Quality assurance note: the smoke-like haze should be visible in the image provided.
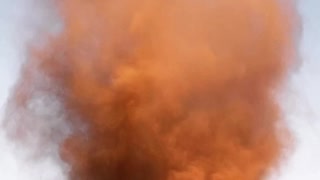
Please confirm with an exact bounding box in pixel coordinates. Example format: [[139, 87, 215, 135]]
[[4, 0, 300, 179]]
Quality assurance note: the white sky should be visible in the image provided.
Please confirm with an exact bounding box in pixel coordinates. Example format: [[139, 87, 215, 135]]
[[0, 0, 319, 179]]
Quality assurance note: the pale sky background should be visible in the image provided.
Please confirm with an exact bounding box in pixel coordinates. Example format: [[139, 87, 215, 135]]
[[0, 0, 319, 179]]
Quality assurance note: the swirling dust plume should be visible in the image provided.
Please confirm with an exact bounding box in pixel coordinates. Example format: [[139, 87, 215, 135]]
[[3, 0, 300, 179]]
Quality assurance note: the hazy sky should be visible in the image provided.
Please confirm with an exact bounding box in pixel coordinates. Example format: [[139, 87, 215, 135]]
[[0, 0, 319, 179]]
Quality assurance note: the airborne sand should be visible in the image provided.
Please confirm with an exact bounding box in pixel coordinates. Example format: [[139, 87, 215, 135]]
[[4, 0, 300, 180]]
